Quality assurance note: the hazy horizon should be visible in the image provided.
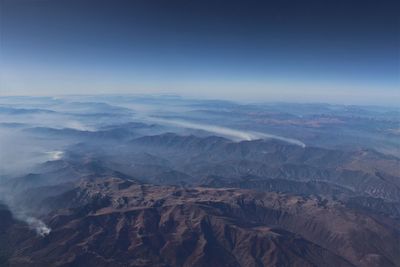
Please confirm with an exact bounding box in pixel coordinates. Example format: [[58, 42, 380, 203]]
[[1, 0, 399, 105], [1, 92, 400, 108], [1, 1, 400, 266]]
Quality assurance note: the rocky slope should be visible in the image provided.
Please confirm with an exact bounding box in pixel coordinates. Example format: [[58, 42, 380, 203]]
[[9, 178, 400, 267]]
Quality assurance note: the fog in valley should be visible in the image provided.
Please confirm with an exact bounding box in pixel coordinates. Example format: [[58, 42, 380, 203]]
[[0, 95, 399, 267]]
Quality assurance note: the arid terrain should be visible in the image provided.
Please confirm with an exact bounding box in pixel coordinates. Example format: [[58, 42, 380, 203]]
[[0, 96, 399, 267]]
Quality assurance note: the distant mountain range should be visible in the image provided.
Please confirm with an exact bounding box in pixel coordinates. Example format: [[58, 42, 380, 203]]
[[1, 97, 399, 267]]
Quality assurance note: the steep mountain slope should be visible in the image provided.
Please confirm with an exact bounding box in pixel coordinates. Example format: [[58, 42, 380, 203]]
[[122, 134, 400, 200], [9, 178, 400, 267]]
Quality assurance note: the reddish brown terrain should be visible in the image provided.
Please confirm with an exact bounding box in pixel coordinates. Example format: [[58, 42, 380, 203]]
[[6, 177, 400, 267], [1, 98, 399, 267]]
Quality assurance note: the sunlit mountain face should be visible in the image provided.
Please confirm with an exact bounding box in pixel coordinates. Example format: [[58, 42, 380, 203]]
[[1, 0, 399, 266], [0, 95, 399, 267]]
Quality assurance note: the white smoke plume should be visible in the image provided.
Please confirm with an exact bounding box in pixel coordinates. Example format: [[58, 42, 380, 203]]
[[1, 202, 52, 237], [45, 150, 64, 160], [0, 187, 51, 237], [64, 120, 95, 131], [25, 217, 51, 237], [150, 118, 306, 147]]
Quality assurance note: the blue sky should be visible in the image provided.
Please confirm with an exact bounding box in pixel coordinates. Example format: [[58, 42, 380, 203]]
[[0, 0, 399, 104]]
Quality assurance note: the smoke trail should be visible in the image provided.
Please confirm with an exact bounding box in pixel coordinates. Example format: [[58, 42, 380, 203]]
[[251, 131, 306, 148], [0, 188, 51, 237], [10, 207, 52, 237], [150, 118, 306, 147], [25, 217, 51, 237], [45, 150, 64, 160], [0, 203, 52, 237]]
